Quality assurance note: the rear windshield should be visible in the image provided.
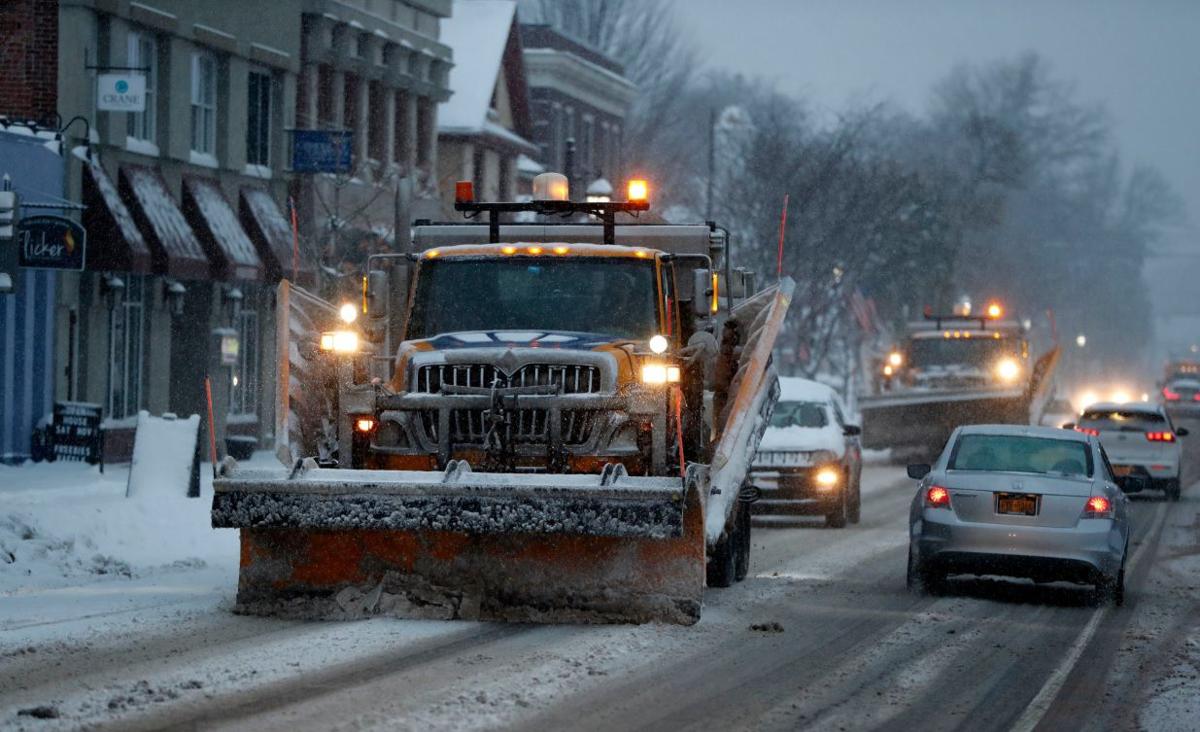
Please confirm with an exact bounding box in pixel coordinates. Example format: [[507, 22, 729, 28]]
[[949, 434, 1092, 478], [1167, 380, 1200, 391], [770, 401, 828, 428], [1079, 410, 1165, 432]]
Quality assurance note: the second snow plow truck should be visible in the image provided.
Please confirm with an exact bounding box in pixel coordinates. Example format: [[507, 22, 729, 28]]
[[212, 174, 792, 625], [859, 301, 1059, 459]]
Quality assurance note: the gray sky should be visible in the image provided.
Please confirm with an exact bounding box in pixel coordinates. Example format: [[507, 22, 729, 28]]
[[680, 0, 1200, 243]]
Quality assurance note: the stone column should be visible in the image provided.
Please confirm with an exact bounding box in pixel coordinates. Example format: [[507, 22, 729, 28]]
[[301, 64, 319, 128], [331, 69, 345, 128], [355, 75, 370, 164], [400, 90, 418, 172], [383, 86, 397, 168]]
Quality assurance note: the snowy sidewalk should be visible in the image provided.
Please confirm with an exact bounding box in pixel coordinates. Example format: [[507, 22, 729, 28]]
[[0, 454, 269, 601]]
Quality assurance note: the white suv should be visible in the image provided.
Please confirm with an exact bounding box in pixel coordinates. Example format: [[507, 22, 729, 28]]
[[1070, 402, 1186, 501]]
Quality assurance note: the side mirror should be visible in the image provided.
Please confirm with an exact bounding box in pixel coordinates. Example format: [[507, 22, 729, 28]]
[[907, 463, 931, 480], [843, 424, 862, 437], [1117, 474, 1148, 493], [1176, 427, 1189, 437], [692, 268, 715, 316], [1061, 423, 1075, 430], [367, 269, 390, 317]]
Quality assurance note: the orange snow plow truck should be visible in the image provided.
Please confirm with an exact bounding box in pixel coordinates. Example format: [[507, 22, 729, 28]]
[[212, 175, 792, 624]]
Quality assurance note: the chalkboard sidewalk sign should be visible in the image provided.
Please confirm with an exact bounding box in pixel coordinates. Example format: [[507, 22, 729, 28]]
[[53, 401, 104, 468]]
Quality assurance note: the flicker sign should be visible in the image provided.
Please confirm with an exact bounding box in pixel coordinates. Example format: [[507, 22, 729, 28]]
[[18, 215, 86, 270], [97, 73, 146, 112]]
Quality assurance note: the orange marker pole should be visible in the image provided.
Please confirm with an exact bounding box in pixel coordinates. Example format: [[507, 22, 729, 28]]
[[289, 196, 300, 283], [204, 375, 218, 479], [776, 193, 789, 280]]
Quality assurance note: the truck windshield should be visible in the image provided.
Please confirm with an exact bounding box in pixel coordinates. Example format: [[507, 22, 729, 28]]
[[407, 257, 659, 340], [908, 337, 1016, 368]]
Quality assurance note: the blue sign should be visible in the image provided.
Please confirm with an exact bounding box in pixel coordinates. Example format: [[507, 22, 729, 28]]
[[18, 215, 86, 271], [290, 129, 353, 173]]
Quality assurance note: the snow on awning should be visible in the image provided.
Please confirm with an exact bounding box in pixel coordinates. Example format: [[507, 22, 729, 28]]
[[238, 186, 316, 286], [181, 177, 263, 281], [119, 165, 211, 280], [81, 160, 153, 274]]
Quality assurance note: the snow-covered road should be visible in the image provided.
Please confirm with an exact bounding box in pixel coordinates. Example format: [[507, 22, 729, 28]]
[[2, 450, 1199, 730]]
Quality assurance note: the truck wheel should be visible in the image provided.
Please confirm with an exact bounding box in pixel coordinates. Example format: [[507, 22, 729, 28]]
[[826, 487, 848, 529], [735, 503, 751, 582], [848, 473, 861, 525], [707, 530, 737, 588]]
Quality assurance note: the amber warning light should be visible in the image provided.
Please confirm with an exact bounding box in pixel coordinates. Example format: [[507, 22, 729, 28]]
[[455, 180, 474, 204], [627, 179, 648, 202]]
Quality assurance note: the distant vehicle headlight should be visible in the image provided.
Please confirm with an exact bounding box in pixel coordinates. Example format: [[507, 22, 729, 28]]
[[995, 357, 1021, 382]]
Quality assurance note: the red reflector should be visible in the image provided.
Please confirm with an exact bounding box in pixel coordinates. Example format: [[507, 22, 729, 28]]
[[1074, 426, 1099, 437], [1146, 431, 1176, 442], [454, 180, 474, 203], [926, 485, 950, 507], [1085, 495, 1112, 516]]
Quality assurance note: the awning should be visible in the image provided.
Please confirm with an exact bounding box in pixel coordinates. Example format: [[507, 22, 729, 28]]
[[238, 187, 317, 285], [119, 165, 210, 280], [81, 160, 154, 274], [182, 177, 263, 281]]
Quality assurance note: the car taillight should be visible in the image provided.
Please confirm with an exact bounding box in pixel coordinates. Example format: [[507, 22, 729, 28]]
[[1074, 426, 1100, 437], [1163, 387, 1181, 401], [1083, 495, 1113, 519], [926, 485, 951, 508], [1146, 431, 1176, 442], [1193, 393, 1200, 402]]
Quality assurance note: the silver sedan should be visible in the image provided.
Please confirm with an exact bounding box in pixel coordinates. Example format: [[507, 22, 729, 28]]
[[906, 424, 1144, 604]]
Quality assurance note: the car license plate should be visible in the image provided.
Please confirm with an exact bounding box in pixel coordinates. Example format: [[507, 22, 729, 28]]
[[1112, 465, 1133, 476], [995, 492, 1039, 516]]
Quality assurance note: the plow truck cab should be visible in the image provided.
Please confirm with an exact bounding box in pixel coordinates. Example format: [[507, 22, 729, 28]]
[[212, 175, 793, 624], [859, 300, 1059, 460]]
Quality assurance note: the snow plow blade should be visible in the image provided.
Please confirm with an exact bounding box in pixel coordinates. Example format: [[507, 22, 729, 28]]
[[212, 461, 705, 624]]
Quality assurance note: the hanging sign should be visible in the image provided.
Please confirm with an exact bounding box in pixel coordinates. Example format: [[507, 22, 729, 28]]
[[97, 73, 147, 112], [18, 215, 86, 271]]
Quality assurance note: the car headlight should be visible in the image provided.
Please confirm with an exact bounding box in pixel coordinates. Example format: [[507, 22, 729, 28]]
[[320, 330, 359, 354], [815, 466, 840, 489], [641, 363, 681, 385], [995, 357, 1020, 382]]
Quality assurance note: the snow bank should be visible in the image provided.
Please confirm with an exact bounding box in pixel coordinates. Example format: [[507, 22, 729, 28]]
[[0, 455, 247, 596]]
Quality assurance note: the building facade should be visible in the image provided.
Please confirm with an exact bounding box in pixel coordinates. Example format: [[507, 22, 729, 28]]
[[519, 24, 635, 197], [294, 0, 452, 269]]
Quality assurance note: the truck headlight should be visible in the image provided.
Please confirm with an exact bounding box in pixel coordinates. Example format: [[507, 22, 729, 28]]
[[995, 357, 1020, 382], [641, 363, 681, 384], [320, 330, 359, 354]]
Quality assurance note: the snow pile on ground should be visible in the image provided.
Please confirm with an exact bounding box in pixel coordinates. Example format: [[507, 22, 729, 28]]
[[0, 455, 243, 596]]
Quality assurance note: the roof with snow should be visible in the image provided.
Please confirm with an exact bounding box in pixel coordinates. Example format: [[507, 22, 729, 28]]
[[439, 0, 535, 148]]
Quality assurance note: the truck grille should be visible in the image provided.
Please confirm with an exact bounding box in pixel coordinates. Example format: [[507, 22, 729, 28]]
[[414, 363, 602, 394], [421, 409, 597, 447]]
